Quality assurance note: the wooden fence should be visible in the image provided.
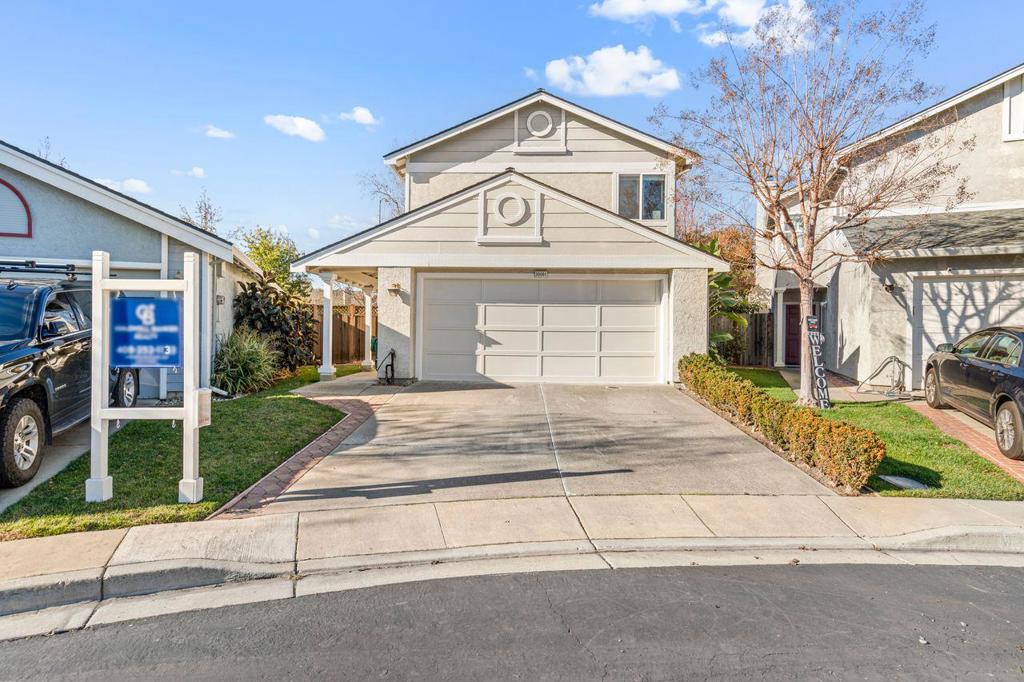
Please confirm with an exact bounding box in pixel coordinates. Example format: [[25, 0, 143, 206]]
[[711, 312, 773, 366], [310, 303, 376, 365]]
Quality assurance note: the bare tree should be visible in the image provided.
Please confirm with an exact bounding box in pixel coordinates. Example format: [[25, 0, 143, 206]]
[[180, 188, 222, 233], [656, 0, 973, 405], [360, 171, 403, 222], [37, 137, 69, 168]]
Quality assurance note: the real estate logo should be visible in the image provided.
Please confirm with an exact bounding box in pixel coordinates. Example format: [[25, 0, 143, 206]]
[[806, 315, 832, 409]]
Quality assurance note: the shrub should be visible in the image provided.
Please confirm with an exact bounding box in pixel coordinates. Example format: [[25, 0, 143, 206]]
[[679, 354, 885, 491], [234, 276, 316, 371], [213, 329, 278, 394]]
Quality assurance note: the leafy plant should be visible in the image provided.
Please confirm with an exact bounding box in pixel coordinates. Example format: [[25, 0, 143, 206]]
[[234, 276, 316, 371], [213, 329, 278, 394], [692, 238, 756, 363]]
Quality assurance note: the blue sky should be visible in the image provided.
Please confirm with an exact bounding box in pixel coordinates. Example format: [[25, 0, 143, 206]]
[[2, 1, 1022, 253]]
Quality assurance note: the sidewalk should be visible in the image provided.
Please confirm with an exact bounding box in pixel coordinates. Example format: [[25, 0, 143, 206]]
[[2, 493, 1023, 639]]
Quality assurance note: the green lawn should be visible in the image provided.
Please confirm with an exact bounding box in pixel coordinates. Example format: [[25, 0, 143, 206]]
[[728, 367, 1024, 500], [0, 363, 367, 542]]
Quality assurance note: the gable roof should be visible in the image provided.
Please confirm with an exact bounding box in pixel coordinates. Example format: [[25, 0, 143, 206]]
[[846, 207, 1024, 256], [0, 139, 236, 261], [840, 60, 1024, 156], [294, 169, 727, 271], [382, 90, 692, 166]]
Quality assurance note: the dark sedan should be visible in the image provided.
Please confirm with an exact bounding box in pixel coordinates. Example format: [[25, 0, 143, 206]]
[[924, 326, 1024, 459]]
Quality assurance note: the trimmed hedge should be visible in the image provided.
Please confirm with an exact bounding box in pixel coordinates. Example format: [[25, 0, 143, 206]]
[[679, 354, 885, 492]]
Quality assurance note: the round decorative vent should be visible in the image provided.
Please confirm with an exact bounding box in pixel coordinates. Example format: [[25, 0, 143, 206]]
[[494, 192, 527, 225], [0, 179, 31, 238], [526, 110, 554, 138]]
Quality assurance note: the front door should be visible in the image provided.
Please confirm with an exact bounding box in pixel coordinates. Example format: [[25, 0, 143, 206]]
[[784, 304, 801, 366]]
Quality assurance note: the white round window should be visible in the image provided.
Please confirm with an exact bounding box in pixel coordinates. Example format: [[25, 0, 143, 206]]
[[494, 192, 527, 225], [525, 110, 554, 138]]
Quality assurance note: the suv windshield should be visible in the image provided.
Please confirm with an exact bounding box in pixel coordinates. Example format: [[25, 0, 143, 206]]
[[0, 287, 37, 342]]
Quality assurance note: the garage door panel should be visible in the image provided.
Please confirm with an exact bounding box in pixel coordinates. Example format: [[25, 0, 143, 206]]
[[600, 356, 657, 378], [423, 353, 478, 378], [542, 356, 597, 378], [912, 276, 1024, 388], [482, 279, 539, 302], [540, 280, 599, 303], [600, 280, 658, 303], [485, 330, 539, 352], [602, 330, 657, 352], [542, 306, 597, 327], [422, 276, 663, 383], [484, 304, 539, 326], [483, 354, 538, 377], [601, 305, 657, 327], [543, 330, 597, 352], [427, 303, 478, 328], [425, 329, 481, 353]]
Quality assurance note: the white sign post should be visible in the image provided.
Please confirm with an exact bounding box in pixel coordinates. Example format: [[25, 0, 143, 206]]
[[85, 250, 210, 504]]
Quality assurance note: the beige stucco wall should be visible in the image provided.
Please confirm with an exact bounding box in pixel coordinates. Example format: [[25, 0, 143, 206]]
[[376, 266, 415, 379], [671, 268, 709, 377]]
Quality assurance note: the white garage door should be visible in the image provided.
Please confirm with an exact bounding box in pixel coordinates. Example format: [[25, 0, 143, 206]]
[[419, 275, 664, 383], [912, 275, 1024, 386]]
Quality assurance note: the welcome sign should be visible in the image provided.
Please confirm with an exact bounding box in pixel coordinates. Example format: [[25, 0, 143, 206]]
[[806, 315, 832, 409]]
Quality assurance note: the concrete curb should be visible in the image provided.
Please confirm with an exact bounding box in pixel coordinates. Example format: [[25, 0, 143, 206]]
[[3, 526, 1023, 621]]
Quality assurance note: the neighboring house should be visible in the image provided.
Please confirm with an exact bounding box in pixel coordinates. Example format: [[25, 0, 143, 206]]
[[755, 63, 1024, 389], [295, 90, 727, 384], [0, 140, 261, 398]]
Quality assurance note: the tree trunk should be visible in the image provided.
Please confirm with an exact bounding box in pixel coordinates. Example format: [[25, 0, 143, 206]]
[[797, 278, 816, 406]]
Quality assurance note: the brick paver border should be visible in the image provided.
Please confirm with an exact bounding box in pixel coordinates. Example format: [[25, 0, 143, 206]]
[[907, 402, 1024, 485], [209, 390, 399, 518]]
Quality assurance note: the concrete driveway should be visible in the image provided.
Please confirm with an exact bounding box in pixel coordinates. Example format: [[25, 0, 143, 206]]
[[263, 381, 829, 515]]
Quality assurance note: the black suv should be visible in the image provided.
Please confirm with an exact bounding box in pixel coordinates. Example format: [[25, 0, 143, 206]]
[[0, 265, 138, 487]]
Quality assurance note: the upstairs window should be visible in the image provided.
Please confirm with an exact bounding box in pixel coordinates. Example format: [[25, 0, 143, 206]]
[[1004, 75, 1024, 141], [617, 174, 665, 221]]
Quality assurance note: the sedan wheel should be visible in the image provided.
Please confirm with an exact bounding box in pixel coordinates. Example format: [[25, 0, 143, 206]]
[[924, 369, 945, 408], [995, 403, 1024, 460]]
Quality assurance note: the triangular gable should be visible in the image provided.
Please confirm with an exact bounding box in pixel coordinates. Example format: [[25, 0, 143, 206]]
[[383, 91, 692, 166], [295, 171, 727, 271]]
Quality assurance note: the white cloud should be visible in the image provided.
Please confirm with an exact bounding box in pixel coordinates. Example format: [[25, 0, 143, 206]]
[[544, 45, 679, 97], [589, 0, 810, 48], [698, 0, 812, 49], [589, 0, 710, 30], [523, 67, 538, 80], [172, 166, 205, 178], [338, 106, 380, 128], [204, 124, 235, 139], [95, 177, 152, 194], [306, 227, 321, 241], [263, 115, 326, 142]]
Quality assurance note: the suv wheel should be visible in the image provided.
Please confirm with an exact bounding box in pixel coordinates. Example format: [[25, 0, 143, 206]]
[[924, 368, 945, 408], [113, 369, 139, 408], [0, 399, 46, 487], [995, 402, 1024, 460]]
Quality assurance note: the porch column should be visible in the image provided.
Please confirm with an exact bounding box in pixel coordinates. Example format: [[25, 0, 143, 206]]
[[773, 288, 786, 367], [318, 274, 336, 382], [363, 289, 373, 369]]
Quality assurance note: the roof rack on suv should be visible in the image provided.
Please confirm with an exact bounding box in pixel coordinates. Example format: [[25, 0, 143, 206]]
[[0, 260, 79, 281]]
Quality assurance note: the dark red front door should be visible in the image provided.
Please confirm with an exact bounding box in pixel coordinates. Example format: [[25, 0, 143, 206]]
[[784, 305, 801, 366]]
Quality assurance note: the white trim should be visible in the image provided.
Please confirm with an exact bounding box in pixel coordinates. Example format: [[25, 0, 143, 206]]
[[1003, 76, 1024, 142], [526, 110, 553, 137], [405, 161, 671, 174], [414, 271, 670, 384], [295, 171, 725, 271], [200, 254, 213, 388], [309, 254, 716, 268], [384, 91, 688, 164], [0, 143, 233, 261], [773, 289, 786, 367], [612, 171, 669, 229]]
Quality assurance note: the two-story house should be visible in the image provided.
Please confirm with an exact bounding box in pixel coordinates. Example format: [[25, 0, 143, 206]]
[[294, 90, 727, 384], [755, 62, 1024, 390]]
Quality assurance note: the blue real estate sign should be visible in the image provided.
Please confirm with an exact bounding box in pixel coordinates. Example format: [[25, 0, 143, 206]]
[[110, 297, 183, 368]]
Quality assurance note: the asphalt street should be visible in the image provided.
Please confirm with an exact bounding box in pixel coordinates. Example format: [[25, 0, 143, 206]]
[[1, 564, 1023, 681]]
